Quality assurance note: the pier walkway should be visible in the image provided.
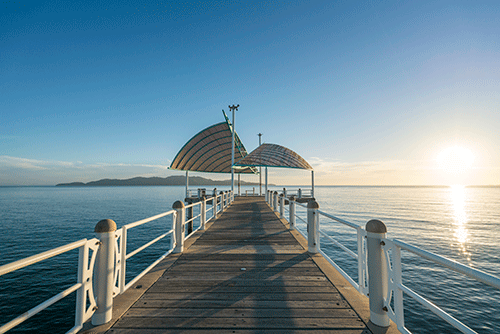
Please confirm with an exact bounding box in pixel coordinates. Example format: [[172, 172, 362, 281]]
[[94, 197, 388, 334]]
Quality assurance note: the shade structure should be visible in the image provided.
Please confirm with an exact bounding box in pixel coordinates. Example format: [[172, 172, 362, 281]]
[[170, 112, 257, 174], [234, 143, 313, 170]]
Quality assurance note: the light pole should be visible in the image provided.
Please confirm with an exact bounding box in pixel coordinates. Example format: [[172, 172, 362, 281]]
[[258, 133, 262, 195], [229, 104, 239, 194]]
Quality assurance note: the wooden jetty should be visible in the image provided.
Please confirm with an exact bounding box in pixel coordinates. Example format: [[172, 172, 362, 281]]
[[84, 196, 398, 334]]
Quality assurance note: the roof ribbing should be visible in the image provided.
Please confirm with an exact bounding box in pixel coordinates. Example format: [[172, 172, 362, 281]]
[[169, 118, 256, 174], [234, 143, 313, 170]]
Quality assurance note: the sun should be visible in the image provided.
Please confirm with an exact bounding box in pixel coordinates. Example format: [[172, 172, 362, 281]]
[[437, 146, 475, 175]]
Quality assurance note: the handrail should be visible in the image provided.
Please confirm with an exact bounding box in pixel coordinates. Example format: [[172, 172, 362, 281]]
[[124, 210, 175, 229], [319, 230, 357, 259], [0, 239, 88, 276], [0, 238, 99, 334], [126, 230, 174, 260], [118, 210, 177, 294], [317, 209, 360, 229], [392, 239, 500, 290]]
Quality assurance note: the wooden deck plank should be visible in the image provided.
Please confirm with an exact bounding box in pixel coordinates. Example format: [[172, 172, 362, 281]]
[[124, 308, 358, 318], [133, 299, 351, 309], [113, 317, 366, 329], [105, 197, 373, 333], [107, 329, 369, 334], [139, 292, 344, 301]]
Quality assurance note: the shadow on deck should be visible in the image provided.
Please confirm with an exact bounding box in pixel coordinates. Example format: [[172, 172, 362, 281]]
[[82, 197, 399, 334]]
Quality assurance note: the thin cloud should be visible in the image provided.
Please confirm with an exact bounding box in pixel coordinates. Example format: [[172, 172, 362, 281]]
[[0, 156, 173, 185], [307, 157, 430, 174]]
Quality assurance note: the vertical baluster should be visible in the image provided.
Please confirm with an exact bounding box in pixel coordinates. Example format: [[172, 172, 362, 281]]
[[393, 245, 405, 330], [357, 227, 367, 295], [119, 227, 127, 293], [75, 242, 88, 328]]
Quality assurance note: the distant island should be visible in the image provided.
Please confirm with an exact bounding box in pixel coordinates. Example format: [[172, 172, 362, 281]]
[[56, 176, 269, 187]]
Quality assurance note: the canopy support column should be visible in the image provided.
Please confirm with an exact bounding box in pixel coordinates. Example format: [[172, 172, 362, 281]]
[[265, 167, 268, 201], [258, 133, 262, 195], [185, 170, 189, 198], [311, 170, 315, 198], [230, 105, 238, 193]]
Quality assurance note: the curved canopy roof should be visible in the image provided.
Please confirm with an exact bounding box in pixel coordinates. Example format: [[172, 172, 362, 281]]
[[235, 143, 313, 170], [169, 112, 256, 174]]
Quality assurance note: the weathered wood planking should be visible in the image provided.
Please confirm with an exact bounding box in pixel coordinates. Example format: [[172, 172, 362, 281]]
[[106, 197, 373, 334]]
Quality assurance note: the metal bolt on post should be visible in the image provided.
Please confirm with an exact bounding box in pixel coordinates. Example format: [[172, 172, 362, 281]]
[[366, 219, 390, 328], [173, 201, 185, 253], [307, 200, 320, 254], [92, 219, 117, 325], [289, 195, 296, 230]]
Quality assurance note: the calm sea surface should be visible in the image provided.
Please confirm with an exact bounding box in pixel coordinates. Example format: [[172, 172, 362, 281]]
[[0, 186, 499, 333]]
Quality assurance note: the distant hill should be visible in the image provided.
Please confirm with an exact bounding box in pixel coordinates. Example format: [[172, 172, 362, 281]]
[[56, 176, 267, 187]]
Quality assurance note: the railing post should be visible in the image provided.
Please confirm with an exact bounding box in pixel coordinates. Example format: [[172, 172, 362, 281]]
[[279, 193, 284, 218], [273, 191, 278, 212], [92, 219, 117, 325], [186, 200, 193, 235], [289, 195, 296, 230], [213, 194, 218, 219], [201, 196, 207, 230], [173, 201, 185, 253], [298, 188, 302, 199], [307, 200, 320, 253], [366, 219, 390, 328], [219, 191, 224, 211]]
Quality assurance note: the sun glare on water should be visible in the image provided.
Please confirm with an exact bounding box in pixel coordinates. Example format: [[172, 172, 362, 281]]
[[437, 146, 475, 175]]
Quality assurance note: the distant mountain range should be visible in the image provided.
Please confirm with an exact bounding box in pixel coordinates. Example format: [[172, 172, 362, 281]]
[[56, 176, 267, 187]]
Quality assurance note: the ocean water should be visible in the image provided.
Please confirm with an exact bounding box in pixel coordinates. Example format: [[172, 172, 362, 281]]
[[1, 185, 499, 333]]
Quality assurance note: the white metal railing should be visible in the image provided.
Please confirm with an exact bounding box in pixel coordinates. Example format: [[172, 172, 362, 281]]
[[0, 239, 100, 334], [282, 188, 313, 198], [115, 210, 177, 294], [0, 191, 234, 333], [381, 238, 500, 334], [273, 188, 500, 334], [242, 188, 259, 196]]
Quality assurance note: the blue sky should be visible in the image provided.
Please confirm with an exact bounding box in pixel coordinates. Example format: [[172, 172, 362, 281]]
[[1, 0, 499, 186]]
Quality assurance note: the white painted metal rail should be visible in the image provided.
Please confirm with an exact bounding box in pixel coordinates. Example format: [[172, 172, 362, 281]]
[[116, 209, 177, 294], [0, 238, 100, 334]]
